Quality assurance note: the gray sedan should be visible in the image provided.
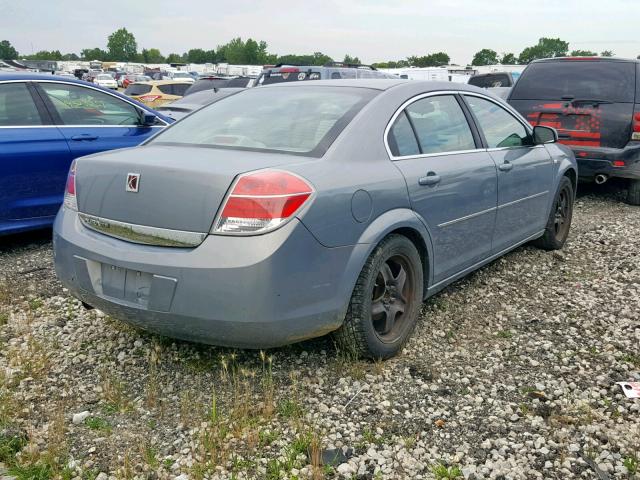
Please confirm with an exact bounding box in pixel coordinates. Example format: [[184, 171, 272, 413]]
[[53, 80, 577, 359]]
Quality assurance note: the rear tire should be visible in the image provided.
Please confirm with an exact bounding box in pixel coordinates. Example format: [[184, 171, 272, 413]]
[[533, 176, 574, 251], [334, 234, 423, 360], [627, 179, 640, 206]]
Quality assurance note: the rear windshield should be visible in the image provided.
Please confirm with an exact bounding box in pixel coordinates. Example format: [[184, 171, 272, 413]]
[[184, 78, 230, 95], [151, 86, 377, 157], [124, 84, 152, 96], [157, 83, 190, 96], [469, 73, 512, 88], [260, 69, 322, 85], [511, 61, 637, 102]]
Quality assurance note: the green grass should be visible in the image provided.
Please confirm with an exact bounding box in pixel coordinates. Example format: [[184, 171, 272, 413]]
[[496, 330, 513, 339], [0, 430, 27, 463], [27, 298, 43, 311], [277, 398, 303, 419], [622, 353, 640, 367], [431, 463, 463, 479], [624, 454, 638, 474], [84, 416, 112, 432], [8, 463, 52, 480], [0, 312, 8, 326], [258, 429, 279, 446]]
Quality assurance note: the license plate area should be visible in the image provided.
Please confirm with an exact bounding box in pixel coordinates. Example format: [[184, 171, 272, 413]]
[[101, 264, 153, 306]]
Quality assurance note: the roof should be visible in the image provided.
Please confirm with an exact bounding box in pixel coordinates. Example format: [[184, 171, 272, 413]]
[[0, 72, 91, 84], [532, 56, 640, 64], [133, 80, 194, 86], [260, 79, 492, 95]]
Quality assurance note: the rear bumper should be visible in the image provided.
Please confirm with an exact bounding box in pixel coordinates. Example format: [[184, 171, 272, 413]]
[[53, 209, 365, 348], [572, 143, 640, 181]]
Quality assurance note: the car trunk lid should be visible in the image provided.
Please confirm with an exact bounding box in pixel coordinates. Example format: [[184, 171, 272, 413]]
[[75, 145, 307, 235]]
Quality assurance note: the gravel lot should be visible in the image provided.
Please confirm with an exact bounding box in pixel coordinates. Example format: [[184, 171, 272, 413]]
[[1, 184, 639, 480]]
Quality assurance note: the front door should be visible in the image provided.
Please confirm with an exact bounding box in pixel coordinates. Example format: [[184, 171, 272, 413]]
[[35, 81, 162, 158], [388, 94, 498, 285], [462, 94, 553, 253]]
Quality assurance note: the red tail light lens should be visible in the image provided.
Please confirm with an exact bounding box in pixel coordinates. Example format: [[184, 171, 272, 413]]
[[279, 67, 300, 73], [214, 170, 314, 234], [633, 111, 640, 140], [63, 160, 77, 210]]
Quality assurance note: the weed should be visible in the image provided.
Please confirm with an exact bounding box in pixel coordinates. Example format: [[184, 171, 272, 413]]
[[141, 443, 160, 469], [258, 429, 279, 446], [431, 462, 463, 479], [0, 429, 27, 463], [278, 398, 303, 419], [623, 454, 638, 474], [27, 298, 43, 311], [496, 330, 513, 339], [622, 353, 640, 367], [84, 416, 112, 432], [8, 463, 52, 480], [0, 312, 8, 326], [100, 370, 132, 413]]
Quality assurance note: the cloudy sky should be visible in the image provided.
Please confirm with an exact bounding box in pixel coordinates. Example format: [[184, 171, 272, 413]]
[[2, 0, 639, 64]]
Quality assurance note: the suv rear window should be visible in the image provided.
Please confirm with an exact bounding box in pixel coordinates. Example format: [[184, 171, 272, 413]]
[[157, 83, 190, 96], [511, 61, 637, 103], [151, 87, 377, 157], [184, 78, 230, 95], [469, 73, 512, 88], [125, 84, 152, 96]]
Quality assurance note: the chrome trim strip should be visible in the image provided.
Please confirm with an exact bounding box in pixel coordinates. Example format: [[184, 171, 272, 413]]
[[0, 125, 164, 129], [437, 206, 497, 228], [498, 191, 549, 210], [79, 213, 206, 247]]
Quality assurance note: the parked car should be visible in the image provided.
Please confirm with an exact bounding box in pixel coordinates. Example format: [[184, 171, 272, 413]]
[[487, 86, 512, 100], [154, 88, 245, 120], [124, 80, 192, 108], [94, 73, 118, 90], [122, 74, 151, 89], [183, 76, 254, 96], [257, 62, 397, 85], [469, 71, 520, 88], [0, 73, 172, 235], [163, 71, 195, 83], [53, 80, 576, 358], [508, 57, 640, 204]]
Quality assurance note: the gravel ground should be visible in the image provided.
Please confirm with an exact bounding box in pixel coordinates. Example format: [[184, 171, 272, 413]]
[[0, 185, 639, 480]]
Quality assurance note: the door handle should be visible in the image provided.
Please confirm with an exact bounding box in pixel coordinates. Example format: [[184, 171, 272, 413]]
[[418, 172, 441, 186], [71, 134, 99, 141], [498, 161, 514, 172]]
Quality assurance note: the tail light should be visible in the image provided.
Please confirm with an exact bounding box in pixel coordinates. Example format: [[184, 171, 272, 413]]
[[139, 95, 162, 102], [213, 170, 314, 235], [63, 160, 77, 211], [279, 67, 300, 73], [632, 111, 640, 140]]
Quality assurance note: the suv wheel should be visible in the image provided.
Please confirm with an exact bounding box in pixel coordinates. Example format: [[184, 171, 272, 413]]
[[627, 179, 640, 206], [533, 176, 574, 250], [334, 234, 423, 359]]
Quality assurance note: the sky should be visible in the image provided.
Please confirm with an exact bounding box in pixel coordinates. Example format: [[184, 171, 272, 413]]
[[1, 0, 639, 64]]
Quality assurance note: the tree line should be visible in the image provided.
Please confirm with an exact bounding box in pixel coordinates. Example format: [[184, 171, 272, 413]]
[[0, 32, 630, 68]]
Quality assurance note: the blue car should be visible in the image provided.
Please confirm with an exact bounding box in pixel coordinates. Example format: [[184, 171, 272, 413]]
[[0, 73, 172, 235]]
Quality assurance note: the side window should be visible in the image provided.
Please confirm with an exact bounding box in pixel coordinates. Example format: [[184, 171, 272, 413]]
[[39, 83, 140, 126], [405, 95, 476, 154], [388, 111, 420, 156], [465, 95, 530, 148], [0, 83, 43, 126]]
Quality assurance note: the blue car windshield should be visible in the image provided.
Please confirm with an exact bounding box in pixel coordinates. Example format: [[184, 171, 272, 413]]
[[150, 86, 377, 157]]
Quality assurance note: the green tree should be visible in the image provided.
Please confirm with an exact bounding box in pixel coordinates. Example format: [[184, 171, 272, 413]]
[[23, 50, 63, 60], [165, 53, 185, 64], [500, 53, 518, 64], [107, 28, 138, 61], [518, 37, 569, 64], [186, 48, 208, 63], [471, 48, 499, 66], [570, 49, 597, 56], [601, 50, 615, 57], [0, 40, 18, 59], [407, 52, 450, 67], [343, 54, 361, 64], [81, 48, 108, 60], [61, 52, 80, 61], [142, 48, 165, 63], [275, 52, 333, 66]]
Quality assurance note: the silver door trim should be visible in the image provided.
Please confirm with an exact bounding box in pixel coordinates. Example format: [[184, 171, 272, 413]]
[[497, 190, 549, 210], [437, 206, 497, 228], [78, 213, 206, 247]]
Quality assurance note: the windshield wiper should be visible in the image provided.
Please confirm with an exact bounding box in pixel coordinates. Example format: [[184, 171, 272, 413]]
[[562, 97, 613, 106]]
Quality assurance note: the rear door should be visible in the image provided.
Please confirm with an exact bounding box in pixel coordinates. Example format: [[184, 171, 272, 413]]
[[509, 60, 636, 149], [389, 93, 498, 284], [35, 81, 164, 158], [463, 94, 552, 253], [0, 81, 72, 225]]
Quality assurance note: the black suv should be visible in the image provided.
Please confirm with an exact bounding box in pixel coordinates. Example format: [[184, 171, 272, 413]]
[[508, 57, 640, 204]]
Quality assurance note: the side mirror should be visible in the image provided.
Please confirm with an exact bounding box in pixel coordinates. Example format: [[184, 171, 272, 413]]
[[140, 111, 157, 127], [533, 125, 558, 144]]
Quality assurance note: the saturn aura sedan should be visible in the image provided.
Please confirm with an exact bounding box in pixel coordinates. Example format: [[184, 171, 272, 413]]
[[53, 80, 577, 359]]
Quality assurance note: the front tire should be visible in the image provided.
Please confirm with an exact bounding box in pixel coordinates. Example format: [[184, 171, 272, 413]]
[[334, 234, 423, 359], [533, 176, 574, 250], [627, 179, 640, 206]]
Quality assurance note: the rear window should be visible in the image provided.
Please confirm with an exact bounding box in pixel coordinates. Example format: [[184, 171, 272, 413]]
[[469, 73, 512, 88], [125, 84, 152, 96], [157, 83, 190, 96], [184, 78, 230, 95], [260, 69, 321, 85], [151, 87, 377, 157], [511, 61, 636, 102]]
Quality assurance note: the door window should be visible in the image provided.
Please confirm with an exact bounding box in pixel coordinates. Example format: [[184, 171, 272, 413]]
[[39, 83, 141, 126], [388, 111, 420, 156], [405, 95, 476, 154], [465, 96, 530, 148], [0, 83, 43, 126]]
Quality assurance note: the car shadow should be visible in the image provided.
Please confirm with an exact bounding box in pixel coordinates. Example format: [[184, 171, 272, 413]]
[[0, 227, 53, 252]]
